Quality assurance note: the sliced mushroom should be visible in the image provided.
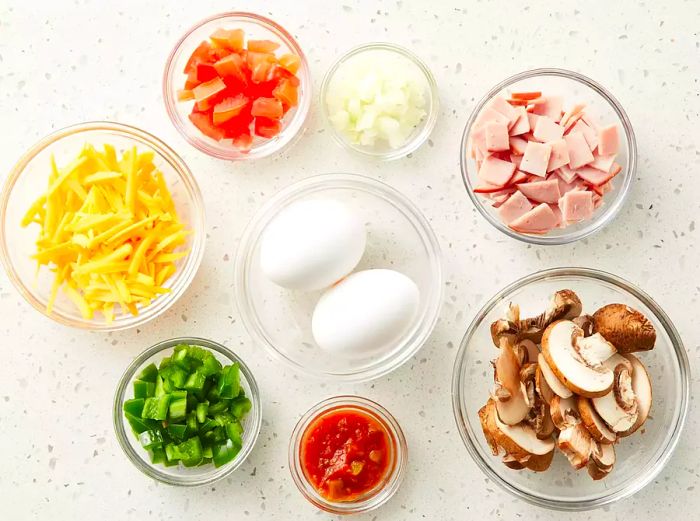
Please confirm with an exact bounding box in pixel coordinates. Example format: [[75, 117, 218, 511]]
[[557, 420, 594, 470], [524, 450, 554, 472], [587, 442, 615, 480], [537, 353, 573, 399], [550, 395, 579, 430], [502, 454, 526, 470], [526, 398, 556, 440], [478, 402, 501, 456], [618, 354, 653, 437], [535, 364, 555, 404], [593, 303, 656, 353], [572, 314, 595, 336], [517, 339, 540, 365], [519, 289, 583, 343], [494, 338, 531, 425], [490, 318, 519, 348], [541, 320, 614, 398], [602, 352, 633, 373], [592, 364, 639, 432], [577, 396, 617, 443], [573, 333, 617, 369]]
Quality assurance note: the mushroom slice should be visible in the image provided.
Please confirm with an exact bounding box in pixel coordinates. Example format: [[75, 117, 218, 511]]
[[537, 353, 573, 399], [592, 364, 639, 432], [603, 353, 633, 373], [557, 420, 594, 470], [593, 303, 656, 353], [478, 401, 501, 456], [619, 354, 653, 437], [572, 314, 595, 337], [574, 333, 617, 368], [550, 395, 579, 430], [494, 339, 531, 425], [577, 396, 617, 443], [517, 339, 540, 365], [495, 382, 530, 426], [518, 289, 583, 342], [528, 398, 556, 440], [535, 364, 555, 404], [490, 318, 519, 347], [524, 450, 554, 472], [502, 455, 526, 470], [587, 442, 615, 480], [542, 320, 614, 398]]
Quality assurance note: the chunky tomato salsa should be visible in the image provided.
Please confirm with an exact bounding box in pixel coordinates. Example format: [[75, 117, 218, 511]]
[[300, 408, 391, 501]]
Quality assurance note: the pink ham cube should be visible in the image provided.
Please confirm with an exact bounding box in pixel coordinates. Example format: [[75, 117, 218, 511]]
[[533, 95, 563, 122], [517, 179, 561, 204], [589, 152, 616, 173], [556, 164, 578, 183], [488, 96, 520, 126], [564, 132, 594, 169], [560, 190, 594, 222], [478, 155, 516, 187], [547, 138, 570, 172], [509, 136, 528, 155], [526, 112, 540, 132], [475, 107, 510, 129], [574, 166, 615, 186], [509, 107, 530, 136], [533, 116, 565, 143], [519, 141, 552, 177], [498, 191, 533, 224], [598, 124, 620, 155], [509, 203, 559, 234], [568, 120, 598, 151], [485, 122, 510, 152], [561, 103, 586, 128]]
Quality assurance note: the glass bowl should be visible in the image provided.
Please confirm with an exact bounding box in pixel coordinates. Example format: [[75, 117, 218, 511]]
[[289, 395, 408, 514], [163, 11, 311, 160], [113, 337, 262, 486], [0, 121, 206, 331], [452, 267, 689, 511], [234, 173, 443, 382], [460, 68, 636, 245], [320, 42, 439, 160]]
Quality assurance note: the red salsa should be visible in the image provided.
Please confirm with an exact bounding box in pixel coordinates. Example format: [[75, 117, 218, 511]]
[[300, 408, 392, 502]]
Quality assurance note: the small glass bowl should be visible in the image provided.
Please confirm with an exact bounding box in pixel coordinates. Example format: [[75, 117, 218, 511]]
[[234, 173, 443, 382], [461, 68, 636, 245], [452, 267, 690, 511], [0, 121, 205, 331], [163, 12, 311, 160], [113, 337, 262, 486], [320, 42, 439, 160], [289, 395, 408, 514]]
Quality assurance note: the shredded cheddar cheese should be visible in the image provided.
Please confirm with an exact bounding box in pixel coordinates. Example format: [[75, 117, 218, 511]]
[[22, 143, 190, 323]]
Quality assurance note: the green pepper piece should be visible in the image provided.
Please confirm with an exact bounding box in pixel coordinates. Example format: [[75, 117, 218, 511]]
[[165, 442, 180, 461], [154, 375, 165, 397], [200, 418, 218, 434], [184, 370, 207, 392], [200, 354, 222, 377], [171, 390, 187, 400], [200, 457, 212, 466], [158, 356, 172, 370], [186, 411, 198, 432], [123, 398, 145, 417], [208, 400, 229, 416], [139, 429, 164, 449], [214, 412, 236, 427], [225, 420, 243, 446], [212, 426, 226, 443], [202, 445, 213, 459], [176, 436, 203, 467], [212, 438, 241, 468], [150, 447, 166, 464], [167, 423, 188, 441], [172, 344, 195, 371], [137, 363, 159, 383], [169, 398, 187, 421], [207, 385, 221, 403], [125, 412, 158, 435], [133, 380, 156, 399], [196, 402, 209, 423], [217, 363, 240, 399], [230, 396, 252, 419], [142, 395, 171, 421]]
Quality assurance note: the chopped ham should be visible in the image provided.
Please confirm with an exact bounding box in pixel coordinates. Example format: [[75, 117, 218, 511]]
[[597, 124, 620, 155], [485, 121, 510, 152], [473, 182, 504, 194], [519, 141, 552, 177], [560, 190, 594, 222], [471, 127, 487, 156], [509, 136, 528, 155], [574, 166, 615, 186], [475, 107, 510, 129], [488, 96, 520, 126], [569, 120, 598, 151], [554, 174, 583, 195], [589, 152, 616, 173], [508, 170, 528, 185], [509, 203, 559, 234], [533, 116, 565, 142], [526, 112, 540, 132], [564, 132, 594, 169], [509, 107, 530, 136], [556, 164, 578, 183], [517, 179, 561, 204], [547, 138, 570, 172], [561, 103, 586, 128], [533, 95, 563, 122], [510, 154, 523, 168], [498, 191, 533, 224], [510, 91, 542, 100], [549, 203, 564, 228], [478, 155, 516, 187]]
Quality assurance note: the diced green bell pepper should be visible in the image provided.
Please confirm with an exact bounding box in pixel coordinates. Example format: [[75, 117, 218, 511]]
[[141, 395, 171, 421], [123, 398, 145, 417], [133, 379, 156, 399], [186, 411, 198, 432], [212, 438, 241, 468], [184, 370, 207, 392], [208, 400, 229, 415], [139, 429, 164, 450], [200, 354, 222, 377], [217, 363, 240, 399], [177, 436, 203, 467], [125, 412, 158, 434], [150, 447, 166, 464], [138, 363, 159, 383], [230, 396, 252, 419], [225, 420, 243, 445], [167, 423, 188, 441], [168, 398, 187, 421], [196, 402, 209, 423]]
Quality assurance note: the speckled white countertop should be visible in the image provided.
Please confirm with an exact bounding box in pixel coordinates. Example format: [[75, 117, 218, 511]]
[[1, 0, 698, 519]]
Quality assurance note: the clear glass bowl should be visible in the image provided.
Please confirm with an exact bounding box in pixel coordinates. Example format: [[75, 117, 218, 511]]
[[234, 173, 443, 382], [320, 42, 439, 160], [113, 337, 262, 486], [0, 121, 206, 331], [452, 267, 689, 511], [289, 395, 408, 514], [163, 11, 311, 160], [460, 68, 636, 245]]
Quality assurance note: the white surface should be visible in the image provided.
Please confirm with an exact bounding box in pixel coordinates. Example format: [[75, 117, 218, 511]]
[[0, 0, 698, 519]]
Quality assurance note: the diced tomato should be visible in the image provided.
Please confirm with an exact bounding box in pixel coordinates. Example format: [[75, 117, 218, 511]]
[[184, 41, 212, 74], [232, 132, 253, 152], [207, 46, 232, 63], [188, 112, 224, 141], [194, 62, 218, 83], [251, 97, 283, 119], [246, 51, 276, 83], [177, 89, 194, 101], [247, 39, 280, 53], [213, 94, 249, 125], [213, 53, 248, 86], [210, 28, 245, 51], [192, 77, 227, 111], [278, 53, 301, 75], [272, 79, 298, 108], [254, 117, 282, 138]]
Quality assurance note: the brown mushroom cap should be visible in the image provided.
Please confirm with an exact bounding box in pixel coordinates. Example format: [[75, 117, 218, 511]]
[[592, 304, 656, 354], [577, 396, 617, 443], [518, 289, 583, 343]]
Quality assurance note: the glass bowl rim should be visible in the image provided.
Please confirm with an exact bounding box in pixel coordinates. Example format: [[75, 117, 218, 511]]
[[451, 266, 690, 511], [112, 336, 263, 486], [319, 41, 440, 161], [162, 10, 312, 161], [460, 67, 637, 245], [288, 395, 408, 514], [233, 172, 444, 382], [0, 120, 206, 331]]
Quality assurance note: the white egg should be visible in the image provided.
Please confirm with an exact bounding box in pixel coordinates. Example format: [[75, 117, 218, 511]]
[[312, 269, 420, 355], [259, 198, 366, 291]]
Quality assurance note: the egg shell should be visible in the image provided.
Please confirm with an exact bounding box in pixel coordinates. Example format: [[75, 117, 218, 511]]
[[259, 198, 367, 291], [312, 269, 420, 355]]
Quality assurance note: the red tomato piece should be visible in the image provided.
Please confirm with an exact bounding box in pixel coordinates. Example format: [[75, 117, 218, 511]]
[[251, 97, 283, 119], [278, 53, 301, 75], [247, 52, 276, 84], [272, 78, 298, 108], [177, 89, 194, 101], [194, 62, 218, 83], [183, 40, 212, 74], [188, 112, 224, 141], [213, 53, 248, 85], [213, 94, 250, 125], [210, 28, 245, 51], [192, 77, 227, 111], [247, 39, 280, 53], [232, 132, 253, 152], [254, 117, 281, 138]]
